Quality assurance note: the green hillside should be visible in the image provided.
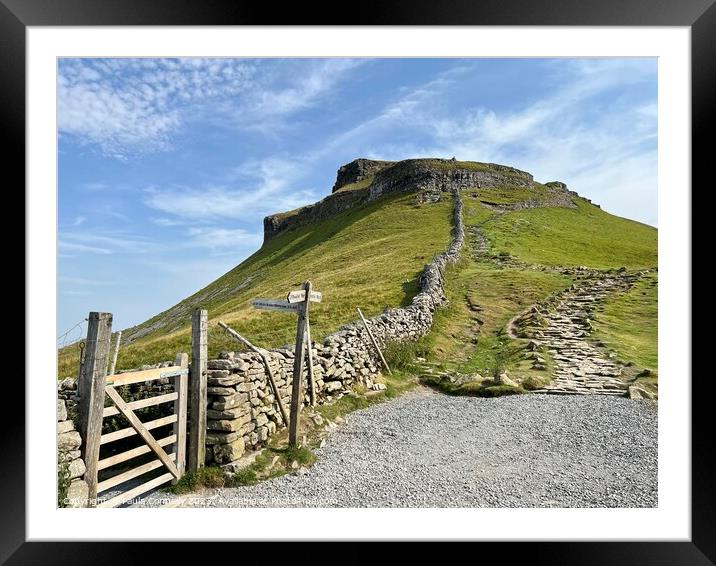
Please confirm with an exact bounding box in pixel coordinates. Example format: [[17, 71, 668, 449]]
[[58, 163, 658, 398], [482, 198, 657, 268], [593, 272, 658, 373], [418, 187, 657, 396], [58, 191, 454, 378]]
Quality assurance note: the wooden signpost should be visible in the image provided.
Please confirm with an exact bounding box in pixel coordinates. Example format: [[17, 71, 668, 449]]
[[251, 299, 301, 313], [287, 289, 322, 304], [252, 280, 322, 447]]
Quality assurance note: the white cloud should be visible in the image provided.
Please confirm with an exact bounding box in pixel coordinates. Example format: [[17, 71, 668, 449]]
[[69, 215, 86, 226], [143, 155, 319, 221], [59, 58, 255, 157], [59, 58, 365, 157], [252, 59, 365, 116], [61, 276, 115, 286], [150, 217, 191, 227], [186, 227, 262, 249], [60, 230, 158, 255], [59, 241, 113, 255]]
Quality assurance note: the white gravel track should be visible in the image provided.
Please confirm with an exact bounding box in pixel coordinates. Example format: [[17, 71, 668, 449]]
[[136, 387, 657, 508]]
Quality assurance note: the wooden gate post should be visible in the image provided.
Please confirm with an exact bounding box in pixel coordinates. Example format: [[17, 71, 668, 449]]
[[188, 309, 207, 473], [173, 352, 189, 481], [289, 281, 312, 447], [108, 330, 122, 376], [78, 312, 113, 507]]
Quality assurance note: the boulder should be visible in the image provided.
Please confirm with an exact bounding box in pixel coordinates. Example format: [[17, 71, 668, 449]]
[[325, 380, 343, 392], [57, 420, 74, 434], [628, 385, 656, 400], [57, 399, 68, 421], [58, 450, 81, 464], [495, 372, 518, 387], [59, 377, 77, 390], [206, 414, 252, 432], [207, 386, 236, 396], [207, 406, 251, 420], [58, 431, 82, 452], [67, 458, 86, 480], [213, 439, 245, 464], [64, 479, 89, 508], [211, 392, 249, 410], [207, 359, 234, 370], [206, 431, 241, 445]]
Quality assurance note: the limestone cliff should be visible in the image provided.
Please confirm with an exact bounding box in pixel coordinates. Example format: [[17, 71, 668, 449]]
[[263, 157, 534, 243]]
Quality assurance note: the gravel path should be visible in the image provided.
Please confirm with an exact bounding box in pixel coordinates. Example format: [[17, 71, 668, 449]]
[[137, 387, 657, 508]]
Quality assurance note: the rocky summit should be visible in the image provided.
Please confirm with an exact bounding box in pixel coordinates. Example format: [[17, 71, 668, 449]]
[[263, 157, 538, 242]]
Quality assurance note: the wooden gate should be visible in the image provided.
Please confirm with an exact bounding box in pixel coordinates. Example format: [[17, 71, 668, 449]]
[[77, 311, 207, 508], [94, 356, 188, 508]]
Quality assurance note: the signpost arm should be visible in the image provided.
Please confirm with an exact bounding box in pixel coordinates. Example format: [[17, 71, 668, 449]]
[[289, 281, 311, 447]]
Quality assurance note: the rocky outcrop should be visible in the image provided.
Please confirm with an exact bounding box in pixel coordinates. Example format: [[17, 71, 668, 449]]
[[367, 159, 533, 201], [263, 158, 532, 242], [263, 187, 371, 243], [332, 158, 393, 192]]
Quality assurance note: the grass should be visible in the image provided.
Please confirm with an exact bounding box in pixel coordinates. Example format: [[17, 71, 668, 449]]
[[421, 374, 525, 397], [417, 192, 657, 396], [417, 260, 569, 395], [169, 466, 226, 494], [58, 192, 453, 378], [592, 271, 658, 378], [333, 176, 375, 193], [59, 174, 657, 403], [461, 264, 570, 374], [57, 461, 71, 508], [481, 198, 657, 269], [467, 183, 553, 206]]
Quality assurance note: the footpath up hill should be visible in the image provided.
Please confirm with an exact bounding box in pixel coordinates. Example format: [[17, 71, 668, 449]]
[[58, 158, 657, 389]]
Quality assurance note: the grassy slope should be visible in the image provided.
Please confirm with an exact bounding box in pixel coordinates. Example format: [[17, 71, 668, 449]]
[[333, 177, 374, 193], [58, 192, 453, 378], [483, 198, 657, 269], [417, 192, 657, 394], [593, 271, 658, 373]]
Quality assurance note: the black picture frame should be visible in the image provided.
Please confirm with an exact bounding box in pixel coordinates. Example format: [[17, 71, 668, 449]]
[[6, 1, 708, 563]]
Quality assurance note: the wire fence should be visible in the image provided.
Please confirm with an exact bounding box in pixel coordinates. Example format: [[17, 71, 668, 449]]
[[57, 318, 88, 349]]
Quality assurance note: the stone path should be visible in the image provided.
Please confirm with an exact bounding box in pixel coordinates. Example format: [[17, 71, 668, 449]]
[[465, 224, 648, 397], [512, 272, 642, 396]]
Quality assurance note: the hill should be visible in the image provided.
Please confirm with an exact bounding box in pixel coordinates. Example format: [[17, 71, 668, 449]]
[[58, 158, 658, 398]]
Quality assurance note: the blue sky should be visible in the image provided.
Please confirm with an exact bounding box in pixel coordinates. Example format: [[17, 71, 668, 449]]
[[58, 57, 657, 341]]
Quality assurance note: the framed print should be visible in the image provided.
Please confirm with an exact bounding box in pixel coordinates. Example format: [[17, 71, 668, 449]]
[[6, 0, 710, 563]]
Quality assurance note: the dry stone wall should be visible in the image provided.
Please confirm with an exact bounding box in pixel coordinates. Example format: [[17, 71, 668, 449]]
[[57, 189, 465, 472], [206, 189, 465, 465], [57, 396, 89, 507]]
